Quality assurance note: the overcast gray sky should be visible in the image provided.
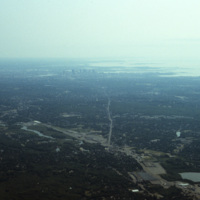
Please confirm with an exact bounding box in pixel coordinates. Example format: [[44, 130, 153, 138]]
[[0, 0, 200, 60]]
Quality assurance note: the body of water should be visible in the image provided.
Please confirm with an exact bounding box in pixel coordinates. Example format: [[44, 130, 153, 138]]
[[22, 126, 54, 139], [180, 172, 200, 182]]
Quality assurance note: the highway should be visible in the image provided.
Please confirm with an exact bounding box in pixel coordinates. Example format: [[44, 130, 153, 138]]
[[107, 98, 113, 147]]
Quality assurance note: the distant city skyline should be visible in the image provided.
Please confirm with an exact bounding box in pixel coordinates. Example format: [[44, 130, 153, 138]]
[[0, 0, 200, 62]]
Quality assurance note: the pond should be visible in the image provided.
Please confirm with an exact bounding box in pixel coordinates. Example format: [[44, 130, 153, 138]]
[[180, 172, 200, 182]]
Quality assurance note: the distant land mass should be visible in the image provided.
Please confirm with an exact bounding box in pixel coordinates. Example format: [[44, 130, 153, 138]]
[[0, 58, 200, 199]]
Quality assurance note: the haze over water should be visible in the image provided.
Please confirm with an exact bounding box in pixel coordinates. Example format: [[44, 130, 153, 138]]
[[88, 59, 200, 77]]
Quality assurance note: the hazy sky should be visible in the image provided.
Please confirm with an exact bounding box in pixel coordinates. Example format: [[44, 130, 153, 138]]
[[0, 0, 200, 60]]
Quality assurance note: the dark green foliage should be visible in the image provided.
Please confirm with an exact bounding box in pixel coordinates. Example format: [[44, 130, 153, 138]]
[[0, 59, 199, 199]]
